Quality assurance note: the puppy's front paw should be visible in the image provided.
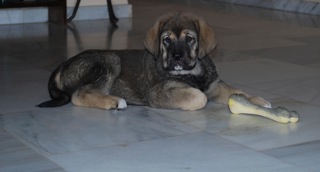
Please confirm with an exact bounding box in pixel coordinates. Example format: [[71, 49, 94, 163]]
[[116, 98, 127, 110], [249, 96, 272, 108], [107, 97, 127, 111]]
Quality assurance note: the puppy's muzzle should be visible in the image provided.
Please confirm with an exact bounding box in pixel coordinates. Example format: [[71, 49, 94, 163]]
[[172, 53, 184, 70]]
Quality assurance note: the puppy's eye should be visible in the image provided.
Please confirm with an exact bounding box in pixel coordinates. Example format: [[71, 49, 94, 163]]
[[185, 35, 194, 43], [163, 36, 171, 45]]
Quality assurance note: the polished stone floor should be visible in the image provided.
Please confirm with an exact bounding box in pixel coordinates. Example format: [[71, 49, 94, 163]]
[[1, 0, 320, 171]]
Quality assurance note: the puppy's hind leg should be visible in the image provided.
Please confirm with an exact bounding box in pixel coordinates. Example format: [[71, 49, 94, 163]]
[[70, 52, 127, 110], [71, 89, 127, 110]]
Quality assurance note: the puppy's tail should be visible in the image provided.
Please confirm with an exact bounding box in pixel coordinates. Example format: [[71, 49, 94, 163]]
[[37, 92, 70, 107], [37, 68, 71, 108]]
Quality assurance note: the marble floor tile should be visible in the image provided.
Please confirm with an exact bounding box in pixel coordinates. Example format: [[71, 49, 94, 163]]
[[306, 62, 320, 70], [263, 140, 320, 172], [213, 48, 263, 63], [0, 37, 66, 55], [0, 130, 65, 172], [158, 101, 277, 136], [148, 103, 229, 123], [216, 58, 320, 85], [48, 132, 306, 172], [284, 35, 320, 44], [0, 81, 49, 113], [0, 55, 38, 71], [192, 99, 320, 151], [0, 23, 49, 39], [218, 34, 306, 51], [241, 45, 320, 65], [0, 68, 50, 83], [1, 106, 199, 155], [154, 98, 320, 151], [242, 23, 320, 39], [249, 76, 320, 106], [222, 82, 283, 101]]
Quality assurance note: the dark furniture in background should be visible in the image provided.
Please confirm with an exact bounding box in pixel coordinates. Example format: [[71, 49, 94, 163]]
[[0, 0, 118, 26], [67, 0, 118, 27], [0, 0, 67, 25]]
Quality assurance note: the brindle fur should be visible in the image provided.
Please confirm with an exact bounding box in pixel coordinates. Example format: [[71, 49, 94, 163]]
[[38, 13, 270, 110]]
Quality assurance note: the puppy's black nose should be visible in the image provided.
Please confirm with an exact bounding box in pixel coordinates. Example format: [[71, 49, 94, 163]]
[[174, 54, 181, 60]]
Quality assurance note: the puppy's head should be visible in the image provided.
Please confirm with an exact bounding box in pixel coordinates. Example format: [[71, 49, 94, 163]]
[[144, 12, 218, 75]]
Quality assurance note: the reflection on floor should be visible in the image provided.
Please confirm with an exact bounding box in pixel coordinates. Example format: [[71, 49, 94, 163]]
[[1, 0, 320, 171]]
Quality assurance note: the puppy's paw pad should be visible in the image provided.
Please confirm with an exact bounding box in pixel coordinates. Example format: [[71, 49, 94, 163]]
[[117, 98, 127, 110]]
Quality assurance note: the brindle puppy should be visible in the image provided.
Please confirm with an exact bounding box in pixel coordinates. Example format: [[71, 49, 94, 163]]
[[38, 13, 271, 110]]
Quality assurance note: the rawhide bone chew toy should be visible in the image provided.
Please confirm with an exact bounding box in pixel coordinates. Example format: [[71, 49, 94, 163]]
[[228, 94, 299, 123]]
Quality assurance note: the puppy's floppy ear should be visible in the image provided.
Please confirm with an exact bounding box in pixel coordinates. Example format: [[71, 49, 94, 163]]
[[144, 20, 162, 56], [194, 17, 218, 58], [144, 14, 173, 56]]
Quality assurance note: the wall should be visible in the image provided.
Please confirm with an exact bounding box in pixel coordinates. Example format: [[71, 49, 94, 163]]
[[0, 0, 132, 25], [211, 0, 320, 15], [67, 0, 128, 7]]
